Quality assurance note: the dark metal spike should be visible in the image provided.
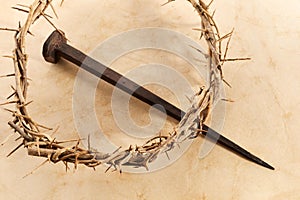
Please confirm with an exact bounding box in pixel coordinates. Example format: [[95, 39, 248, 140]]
[[43, 30, 274, 170]]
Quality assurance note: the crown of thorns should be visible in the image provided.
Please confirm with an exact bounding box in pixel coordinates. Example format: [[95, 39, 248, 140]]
[[1, 0, 247, 176]]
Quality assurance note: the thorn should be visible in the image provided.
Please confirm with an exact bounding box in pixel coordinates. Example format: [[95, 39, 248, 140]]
[[41, 13, 67, 41], [221, 28, 234, 65], [189, 45, 206, 56], [42, 12, 54, 19], [161, 0, 175, 6], [12, 6, 53, 23], [49, 2, 58, 19], [35, 123, 52, 131], [10, 85, 16, 91], [165, 151, 170, 160], [4, 108, 15, 113], [185, 95, 193, 103], [222, 79, 232, 88], [50, 125, 60, 137], [192, 27, 206, 32], [2, 55, 15, 59], [200, 32, 203, 40], [15, 136, 22, 142], [0, 73, 15, 78], [216, 29, 234, 43], [105, 165, 112, 173], [27, 30, 35, 36], [207, 0, 215, 8], [211, 10, 216, 18], [7, 142, 23, 157], [23, 159, 49, 178], [0, 28, 18, 32], [63, 161, 68, 172], [17, 100, 34, 108], [112, 146, 122, 154], [16, 4, 30, 8], [0, 100, 18, 106], [88, 134, 91, 151], [7, 92, 16, 100], [221, 58, 251, 62], [11, 6, 29, 13], [221, 98, 235, 103]]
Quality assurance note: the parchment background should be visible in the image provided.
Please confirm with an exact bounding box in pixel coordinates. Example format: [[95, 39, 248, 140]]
[[0, 0, 299, 199]]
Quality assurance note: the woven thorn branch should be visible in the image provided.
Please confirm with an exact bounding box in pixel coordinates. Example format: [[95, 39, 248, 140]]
[[1, 0, 247, 175]]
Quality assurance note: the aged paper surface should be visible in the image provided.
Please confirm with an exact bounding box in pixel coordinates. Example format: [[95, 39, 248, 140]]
[[0, 0, 299, 199]]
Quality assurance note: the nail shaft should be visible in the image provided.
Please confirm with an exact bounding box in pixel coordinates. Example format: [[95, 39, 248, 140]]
[[43, 30, 274, 170], [58, 42, 184, 121]]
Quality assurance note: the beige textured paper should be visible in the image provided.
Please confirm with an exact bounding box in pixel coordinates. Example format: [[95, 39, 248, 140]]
[[0, 0, 299, 199]]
